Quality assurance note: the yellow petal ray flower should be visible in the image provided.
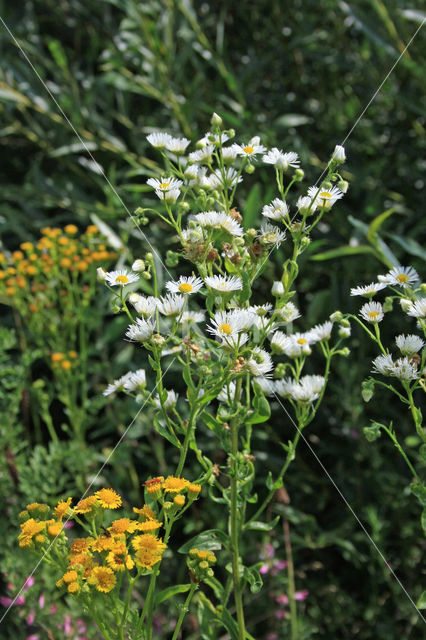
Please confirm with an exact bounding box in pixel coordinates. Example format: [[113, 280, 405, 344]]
[[95, 489, 122, 509], [162, 476, 189, 493]]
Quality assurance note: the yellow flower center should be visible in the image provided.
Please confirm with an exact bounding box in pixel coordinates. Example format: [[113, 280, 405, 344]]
[[397, 274, 408, 283], [159, 182, 170, 189], [179, 283, 193, 293], [319, 191, 332, 199], [219, 323, 232, 335], [244, 145, 254, 154], [297, 338, 307, 345], [369, 311, 379, 319], [116, 275, 129, 284]]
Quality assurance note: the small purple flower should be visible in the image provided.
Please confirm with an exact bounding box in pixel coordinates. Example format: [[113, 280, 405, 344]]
[[271, 560, 288, 575], [294, 589, 309, 601], [24, 576, 35, 589], [27, 610, 35, 625], [259, 563, 270, 575], [275, 594, 289, 605], [38, 594, 45, 609], [64, 613, 72, 634]]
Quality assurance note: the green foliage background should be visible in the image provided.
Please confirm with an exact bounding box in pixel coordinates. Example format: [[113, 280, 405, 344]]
[[0, 1, 424, 638]]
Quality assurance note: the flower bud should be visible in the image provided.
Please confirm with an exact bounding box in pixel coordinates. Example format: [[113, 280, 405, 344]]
[[245, 164, 255, 174], [134, 207, 144, 215], [332, 145, 346, 163], [272, 281, 284, 296], [145, 253, 153, 261], [96, 267, 106, 281], [132, 259, 145, 272], [179, 201, 190, 212], [400, 298, 413, 312], [211, 112, 223, 126], [322, 180, 332, 190], [294, 168, 304, 181], [152, 334, 166, 346], [227, 129, 236, 139], [338, 179, 349, 193], [128, 293, 141, 304], [142, 271, 152, 280], [420, 283, 426, 294], [330, 310, 343, 322]]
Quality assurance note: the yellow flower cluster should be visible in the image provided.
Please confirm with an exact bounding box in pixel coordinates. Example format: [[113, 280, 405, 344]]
[[0, 225, 117, 311], [187, 548, 217, 582], [143, 475, 202, 507], [18, 479, 202, 597]]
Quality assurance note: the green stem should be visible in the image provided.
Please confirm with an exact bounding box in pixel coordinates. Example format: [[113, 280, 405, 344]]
[[380, 424, 420, 481], [283, 518, 298, 640], [229, 378, 246, 640], [171, 583, 198, 640], [120, 576, 136, 634], [405, 385, 426, 442]]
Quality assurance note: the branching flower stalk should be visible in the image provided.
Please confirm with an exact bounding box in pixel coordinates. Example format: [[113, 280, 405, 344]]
[[347, 268, 425, 530], [98, 118, 350, 638]]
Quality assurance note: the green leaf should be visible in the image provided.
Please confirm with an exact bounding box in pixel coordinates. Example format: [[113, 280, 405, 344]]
[[247, 386, 271, 424], [275, 113, 312, 127], [246, 516, 280, 531], [266, 471, 283, 491], [153, 414, 180, 448], [421, 510, 426, 534], [367, 208, 397, 241], [154, 584, 191, 606], [178, 529, 230, 554], [243, 565, 263, 593], [310, 245, 376, 261], [386, 234, 426, 261], [416, 590, 426, 609], [243, 183, 262, 229], [218, 608, 240, 640]]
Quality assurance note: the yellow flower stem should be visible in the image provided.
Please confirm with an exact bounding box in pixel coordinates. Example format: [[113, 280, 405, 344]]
[[229, 376, 246, 640], [171, 582, 198, 640]]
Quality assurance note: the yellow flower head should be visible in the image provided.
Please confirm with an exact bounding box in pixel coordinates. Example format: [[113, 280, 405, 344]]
[[133, 505, 157, 520], [64, 224, 78, 235], [89, 566, 116, 593], [74, 496, 97, 515], [70, 538, 92, 555], [134, 549, 163, 570], [135, 519, 162, 533], [47, 522, 63, 537], [68, 582, 80, 593], [95, 488, 122, 509], [68, 553, 93, 570], [163, 476, 189, 494], [144, 477, 164, 496], [63, 570, 78, 584], [54, 497, 72, 520], [109, 518, 138, 535], [187, 483, 202, 496], [18, 518, 45, 547], [91, 536, 116, 553], [174, 494, 185, 508], [132, 534, 166, 555]]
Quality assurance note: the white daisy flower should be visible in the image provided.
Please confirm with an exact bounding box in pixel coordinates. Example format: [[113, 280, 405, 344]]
[[395, 334, 424, 356], [158, 294, 185, 317], [154, 389, 178, 409], [258, 222, 286, 247], [218, 381, 236, 403], [235, 140, 267, 157], [222, 332, 249, 350], [290, 375, 325, 403], [246, 347, 274, 377], [309, 322, 333, 342], [271, 332, 312, 357], [371, 354, 394, 375], [188, 146, 214, 163], [390, 357, 419, 380], [132, 259, 145, 272], [97, 267, 106, 281], [105, 269, 139, 287], [249, 303, 273, 317], [359, 301, 384, 323], [297, 195, 317, 215], [146, 176, 183, 192], [275, 302, 301, 323], [208, 168, 243, 190], [166, 276, 203, 295], [350, 282, 387, 297], [221, 145, 240, 162], [275, 377, 297, 397], [123, 369, 147, 391], [339, 325, 351, 338], [262, 198, 289, 221], [184, 164, 200, 180], [263, 148, 300, 170], [193, 211, 243, 237], [165, 136, 190, 154], [133, 296, 159, 318], [125, 317, 156, 342], [307, 185, 343, 209], [155, 188, 181, 203], [204, 275, 243, 292], [146, 132, 173, 148], [103, 372, 133, 396], [207, 310, 249, 339], [407, 299, 426, 318], [379, 266, 419, 288], [181, 310, 205, 323], [253, 377, 276, 396]]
